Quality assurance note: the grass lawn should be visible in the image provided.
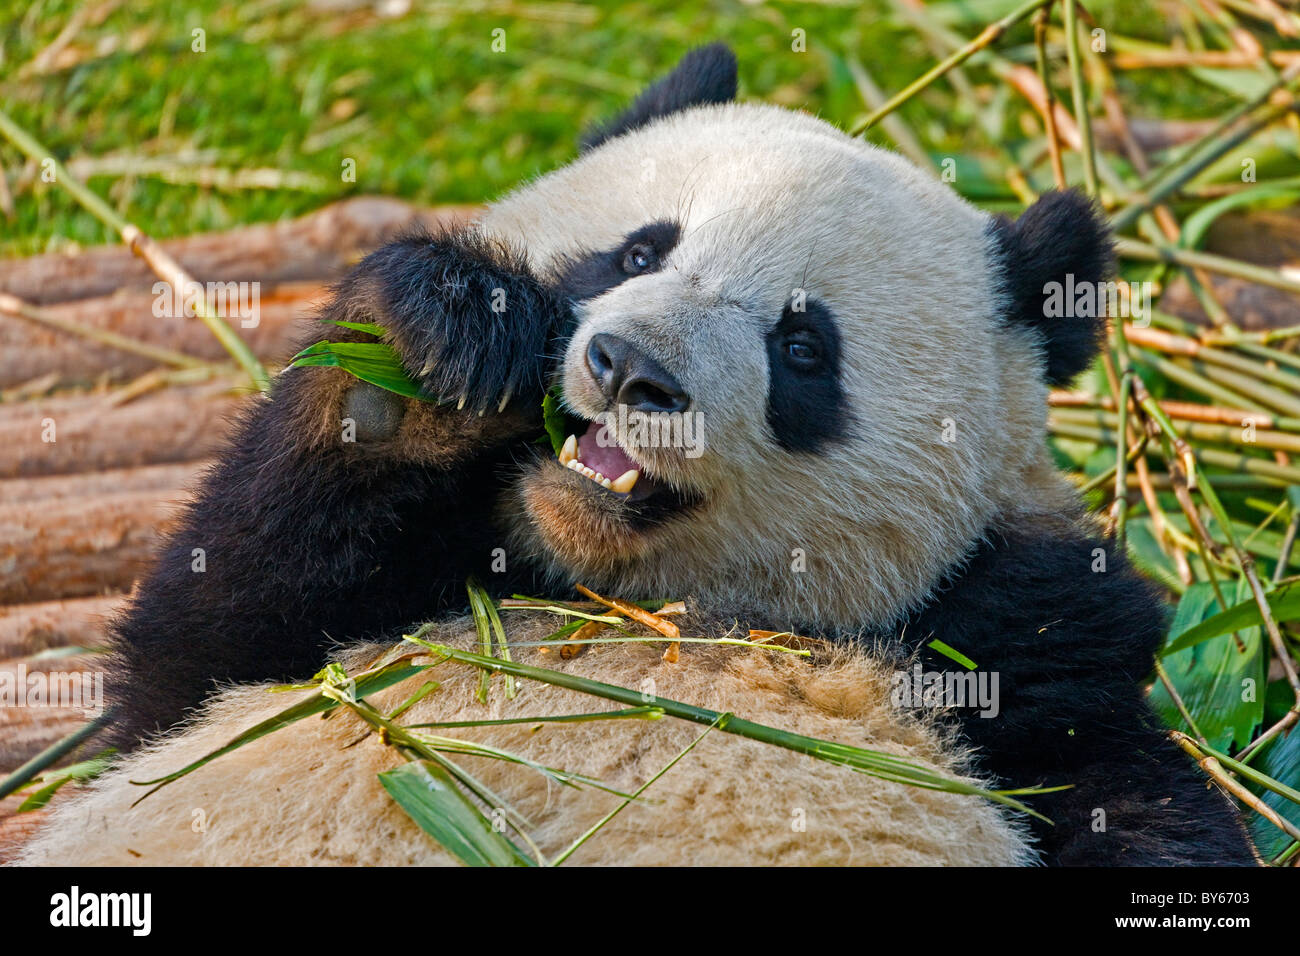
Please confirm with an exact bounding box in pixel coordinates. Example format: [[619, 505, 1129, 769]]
[[0, 0, 1227, 256]]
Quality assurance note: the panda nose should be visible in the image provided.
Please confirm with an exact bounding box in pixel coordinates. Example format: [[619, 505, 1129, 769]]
[[585, 333, 689, 414]]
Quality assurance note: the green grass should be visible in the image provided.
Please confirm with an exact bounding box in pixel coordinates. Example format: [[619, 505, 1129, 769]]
[[0, 0, 1232, 257]]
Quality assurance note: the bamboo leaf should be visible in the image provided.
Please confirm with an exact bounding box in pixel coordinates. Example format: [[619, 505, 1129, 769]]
[[378, 760, 535, 867], [289, 340, 427, 400], [16, 755, 114, 812], [1152, 584, 1264, 751], [130, 659, 428, 796], [1163, 582, 1300, 656], [408, 637, 1060, 821], [542, 387, 566, 455]]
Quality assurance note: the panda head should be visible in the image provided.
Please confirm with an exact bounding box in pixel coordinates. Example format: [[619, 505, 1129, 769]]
[[487, 44, 1112, 628]]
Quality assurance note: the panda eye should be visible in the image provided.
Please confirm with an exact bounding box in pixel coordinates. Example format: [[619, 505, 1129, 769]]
[[781, 331, 821, 368], [622, 242, 657, 275]]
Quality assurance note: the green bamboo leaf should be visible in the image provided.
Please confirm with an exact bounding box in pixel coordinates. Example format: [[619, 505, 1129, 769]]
[[406, 706, 664, 729], [130, 659, 429, 796], [1179, 184, 1300, 252], [378, 760, 535, 867], [329, 320, 388, 337], [542, 387, 566, 455], [1152, 583, 1264, 751], [407, 638, 1060, 821], [289, 340, 427, 400], [1163, 582, 1300, 656], [927, 639, 976, 670], [16, 755, 114, 812]]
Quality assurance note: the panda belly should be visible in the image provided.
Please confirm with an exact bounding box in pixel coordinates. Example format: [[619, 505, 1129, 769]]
[[17, 617, 1035, 867]]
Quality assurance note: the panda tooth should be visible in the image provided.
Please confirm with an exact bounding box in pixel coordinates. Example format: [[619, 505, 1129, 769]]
[[600, 477, 613, 489], [456, 394, 467, 411], [559, 434, 577, 465], [609, 469, 639, 494], [565, 459, 582, 472]]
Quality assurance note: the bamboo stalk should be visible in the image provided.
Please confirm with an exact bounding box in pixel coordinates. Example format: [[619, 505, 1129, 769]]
[[1053, 407, 1300, 453], [1112, 96, 1300, 232], [1062, 0, 1098, 195], [1049, 420, 1300, 484], [1033, 7, 1067, 189], [410, 640, 1050, 818], [848, 0, 1055, 135], [1051, 391, 1293, 429], [1116, 237, 1300, 295], [0, 108, 269, 390], [1125, 326, 1300, 393], [0, 291, 210, 371], [1171, 732, 1300, 845], [574, 584, 680, 640]]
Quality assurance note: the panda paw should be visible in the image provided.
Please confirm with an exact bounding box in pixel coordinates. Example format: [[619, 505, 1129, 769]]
[[329, 230, 567, 413]]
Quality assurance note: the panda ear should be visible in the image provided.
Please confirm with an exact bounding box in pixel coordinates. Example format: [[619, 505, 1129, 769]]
[[988, 189, 1114, 386], [579, 43, 738, 152]]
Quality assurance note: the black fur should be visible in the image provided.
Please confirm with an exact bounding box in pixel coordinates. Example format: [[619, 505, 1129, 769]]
[[892, 526, 1256, 865], [103, 234, 561, 749], [555, 220, 682, 303], [988, 190, 1112, 385], [105, 385, 539, 750], [348, 230, 569, 412], [579, 43, 737, 152], [765, 297, 849, 452]]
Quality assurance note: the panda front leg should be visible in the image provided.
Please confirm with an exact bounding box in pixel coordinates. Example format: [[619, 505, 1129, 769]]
[[105, 229, 567, 751], [911, 531, 1258, 865]]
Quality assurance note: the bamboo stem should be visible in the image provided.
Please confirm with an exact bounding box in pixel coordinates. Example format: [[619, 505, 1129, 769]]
[[1171, 732, 1300, 845], [1033, 6, 1067, 189], [0, 108, 269, 391], [1117, 237, 1300, 295], [848, 0, 1055, 135], [1062, 0, 1098, 195], [0, 291, 212, 371]]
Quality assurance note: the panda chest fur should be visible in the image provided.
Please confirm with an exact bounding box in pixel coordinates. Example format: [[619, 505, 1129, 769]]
[[18, 617, 1033, 867]]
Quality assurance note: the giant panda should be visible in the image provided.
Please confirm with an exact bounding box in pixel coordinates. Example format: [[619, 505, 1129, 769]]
[[17, 44, 1254, 867]]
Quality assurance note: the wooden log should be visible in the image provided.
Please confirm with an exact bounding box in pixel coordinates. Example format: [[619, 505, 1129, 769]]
[[0, 197, 477, 305], [0, 281, 325, 388], [0, 652, 102, 770], [0, 380, 241, 478], [0, 487, 189, 603], [0, 806, 51, 864], [0, 594, 124, 658], [0, 707, 94, 777], [0, 460, 208, 505]]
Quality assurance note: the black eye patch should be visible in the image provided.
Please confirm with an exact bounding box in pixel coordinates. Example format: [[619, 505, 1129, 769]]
[[765, 297, 849, 453], [555, 220, 681, 302]]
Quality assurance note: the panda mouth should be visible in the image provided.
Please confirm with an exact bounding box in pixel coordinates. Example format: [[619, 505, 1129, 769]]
[[556, 419, 657, 501], [547, 417, 702, 525]]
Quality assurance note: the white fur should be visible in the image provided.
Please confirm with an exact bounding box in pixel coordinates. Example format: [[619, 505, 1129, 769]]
[[483, 103, 1074, 630], [18, 617, 1035, 866]]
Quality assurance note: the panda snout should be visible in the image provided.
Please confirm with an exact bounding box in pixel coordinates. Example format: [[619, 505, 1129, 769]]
[[584, 332, 690, 414]]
